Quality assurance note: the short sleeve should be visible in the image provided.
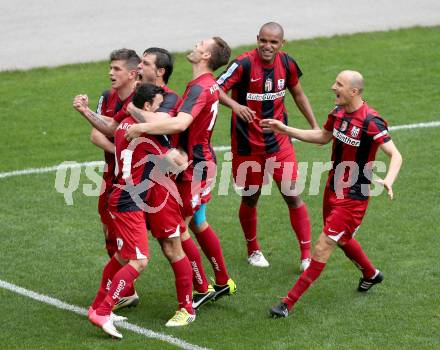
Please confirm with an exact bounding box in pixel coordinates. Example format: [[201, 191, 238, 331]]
[[96, 90, 109, 114], [323, 112, 335, 132], [217, 59, 244, 92], [157, 92, 181, 117], [179, 84, 206, 119], [367, 116, 391, 144], [285, 54, 302, 88]]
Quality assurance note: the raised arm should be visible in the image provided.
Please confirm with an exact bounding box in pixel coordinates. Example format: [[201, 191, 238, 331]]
[[260, 118, 332, 145], [127, 102, 172, 123], [375, 140, 403, 199], [288, 81, 320, 129], [125, 112, 193, 141], [73, 95, 118, 137]]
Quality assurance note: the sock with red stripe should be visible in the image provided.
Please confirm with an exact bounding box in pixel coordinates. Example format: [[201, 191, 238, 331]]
[[283, 259, 326, 310], [340, 238, 376, 279], [181, 237, 209, 293], [239, 202, 260, 255], [96, 264, 139, 316], [195, 225, 229, 285], [288, 204, 312, 260], [171, 256, 194, 314], [91, 255, 123, 310]]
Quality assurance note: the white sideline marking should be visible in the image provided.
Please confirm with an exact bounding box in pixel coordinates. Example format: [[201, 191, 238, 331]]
[[0, 279, 209, 350], [0, 120, 439, 180]]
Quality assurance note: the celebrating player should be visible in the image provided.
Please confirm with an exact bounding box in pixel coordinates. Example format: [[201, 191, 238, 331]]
[[217, 22, 319, 270], [126, 37, 237, 303], [90, 48, 141, 309], [262, 70, 403, 318], [127, 47, 218, 309], [74, 83, 196, 336]]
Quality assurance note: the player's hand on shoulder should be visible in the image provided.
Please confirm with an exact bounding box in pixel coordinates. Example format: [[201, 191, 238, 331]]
[[125, 124, 143, 141], [233, 104, 256, 123]]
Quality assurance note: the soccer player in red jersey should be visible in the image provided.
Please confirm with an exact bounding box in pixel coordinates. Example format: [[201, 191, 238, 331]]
[[74, 84, 196, 335], [217, 22, 319, 270], [261, 70, 403, 318], [128, 47, 218, 309], [90, 48, 141, 309], [126, 37, 237, 302]]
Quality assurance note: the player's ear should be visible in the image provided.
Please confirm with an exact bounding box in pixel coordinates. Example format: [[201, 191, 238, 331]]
[[129, 69, 138, 80], [143, 101, 152, 111], [157, 67, 165, 78]]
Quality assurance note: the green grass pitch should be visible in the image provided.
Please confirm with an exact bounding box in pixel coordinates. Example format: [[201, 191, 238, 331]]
[[0, 26, 439, 349]]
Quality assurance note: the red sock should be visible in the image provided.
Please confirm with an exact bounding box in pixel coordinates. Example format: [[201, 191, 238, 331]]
[[91, 255, 123, 310], [288, 204, 312, 260], [96, 264, 139, 316], [196, 225, 229, 285], [171, 256, 194, 314], [283, 259, 326, 310], [181, 237, 209, 293], [239, 202, 260, 255], [340, 239, 376, 279]]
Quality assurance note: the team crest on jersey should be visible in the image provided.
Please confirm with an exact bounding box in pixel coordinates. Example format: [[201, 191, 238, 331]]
[[264, 78, 273, 92], [277, 79, 285, 90], [340, 120, 349, 132], [350, 126, 360, 137]]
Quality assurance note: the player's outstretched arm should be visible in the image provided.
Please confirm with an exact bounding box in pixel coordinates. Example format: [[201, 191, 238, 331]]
[[125, 112, 193, 141], [375, 140, 403, 200], [73, 95, 118, 137], [260, 119, 332, 145], [219, 89, 256, 122], [127, 102, 170, 123], [289, 82, 320, 130]]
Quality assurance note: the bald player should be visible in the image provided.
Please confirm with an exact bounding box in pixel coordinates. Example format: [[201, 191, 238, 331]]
[[217, 22, 319, 270], [261, 70, 402, 318]]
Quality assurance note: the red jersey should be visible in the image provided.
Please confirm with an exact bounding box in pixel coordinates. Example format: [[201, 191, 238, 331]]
[[96, 89, 134, 187], [177, 73, 220, 181], [217, 49, 302, 156], [109, 116, 171, 212], [323, 102, 391, 200]]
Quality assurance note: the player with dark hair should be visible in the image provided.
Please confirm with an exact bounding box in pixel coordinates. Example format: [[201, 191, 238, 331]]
[[217, 22, 319, 270], [261, 70, 402, 318], [90, 48, 141, 309], [127, 47, 218, 309], [126, 37, 237, 306], [74, 83, 196, 334]]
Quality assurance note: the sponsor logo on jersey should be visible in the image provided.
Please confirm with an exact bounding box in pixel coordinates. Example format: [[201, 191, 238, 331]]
[[277, 79, 285, 90], [117, 122, 131, 131], [333, 128, 361, 147], [351, 126, 360, 137], [264, 78, 273, 92], [246, 90, 286, 101]]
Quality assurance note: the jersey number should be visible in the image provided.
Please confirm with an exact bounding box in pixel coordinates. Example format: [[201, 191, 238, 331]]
[[115, 149, 133, 179], [207, 101, 219, 131]]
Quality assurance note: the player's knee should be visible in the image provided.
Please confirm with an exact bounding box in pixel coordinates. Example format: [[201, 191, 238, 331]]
[[131, 258, 148, 272], [161, 238, 183, 261], [283, 194, 303, 208], [242, 189, 261, 207]]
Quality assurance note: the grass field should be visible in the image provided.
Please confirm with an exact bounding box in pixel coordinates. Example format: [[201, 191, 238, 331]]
[[1, 26, 440, 349]]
